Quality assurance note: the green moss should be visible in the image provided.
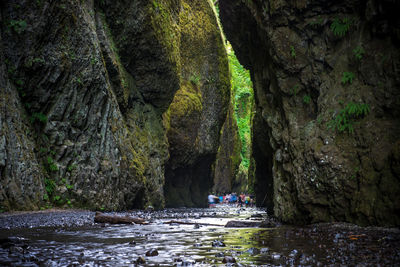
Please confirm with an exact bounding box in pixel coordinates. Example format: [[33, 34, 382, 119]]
[[150, 0, 181, 71], [99, 12, 131, 107], [168, 82, 202, 119]]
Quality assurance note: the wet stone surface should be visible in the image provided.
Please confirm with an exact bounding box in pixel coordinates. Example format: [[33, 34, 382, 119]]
[[0, 206, 399, 266]]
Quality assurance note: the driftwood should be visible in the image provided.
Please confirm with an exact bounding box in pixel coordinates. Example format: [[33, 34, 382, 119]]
[[163, 220, 223, 227], [94, 212, 147, 225]]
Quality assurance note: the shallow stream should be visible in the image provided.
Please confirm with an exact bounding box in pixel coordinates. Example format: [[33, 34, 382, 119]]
[[0, 205, 399, 266]]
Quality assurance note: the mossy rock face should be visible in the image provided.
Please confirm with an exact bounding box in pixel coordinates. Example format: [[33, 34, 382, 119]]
[[0, 48, 45, 211], [220, 0, 400, 226], [0, 0, 230, 211], [0, 0, 190, 211], [213, 94, 242, 194], [99, 0, 181, 111], [164, 0, 230, 207]]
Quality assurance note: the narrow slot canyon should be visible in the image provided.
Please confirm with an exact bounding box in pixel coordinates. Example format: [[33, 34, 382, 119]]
[[0, 0, 400, 265]]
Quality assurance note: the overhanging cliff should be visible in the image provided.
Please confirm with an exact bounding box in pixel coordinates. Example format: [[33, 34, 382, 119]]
[[220, 0, 400, 226]]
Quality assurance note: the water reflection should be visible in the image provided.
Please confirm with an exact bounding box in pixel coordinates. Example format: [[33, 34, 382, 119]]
[[0, 205, 399, 266]]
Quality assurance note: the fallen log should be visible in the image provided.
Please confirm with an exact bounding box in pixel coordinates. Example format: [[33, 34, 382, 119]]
[[94, 212, 147, 225]]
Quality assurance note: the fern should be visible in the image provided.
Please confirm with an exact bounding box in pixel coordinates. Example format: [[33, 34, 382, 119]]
[[8, 20, 27, 34], [341, 72, 355, 85], [30, 112, 48, 124], [47, 156, 58, 171], [292, 84, 299, 96], [44, 178, 56, 195], [330, 18, 351, 37], [303, 95, 311, 104], [290, 45, 296, 59], [328, 102, 370, 134], [353, 46, 364, 60], [189, 74, 201, 85]]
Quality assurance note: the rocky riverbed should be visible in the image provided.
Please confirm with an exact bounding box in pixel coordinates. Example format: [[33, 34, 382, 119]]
[[0, 205, 399, 266]]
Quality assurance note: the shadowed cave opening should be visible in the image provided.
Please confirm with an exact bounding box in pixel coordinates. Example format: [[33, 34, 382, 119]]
[[163, 2, 275, 210], [163, 44, 274, 210]]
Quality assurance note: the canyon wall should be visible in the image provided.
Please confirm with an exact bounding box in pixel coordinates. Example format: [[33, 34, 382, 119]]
[[220, 0, 400, 226], [0, 0, 230, 211], [163, 0, 230, 207]]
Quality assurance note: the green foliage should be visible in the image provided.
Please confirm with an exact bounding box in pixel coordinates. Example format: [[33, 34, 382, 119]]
[[317, 114, 323, 125], [121, 78, 128, 88], [341, 71, 355, 85], [33, 57, 45, 64], [61, 178, 74, 190], [8, 20, 27, 34], [353, 46, 364, 60], [90, 56, 96, 65], [30, 112, 48, 124], [215, 2, 220, 14], [291, 84, 299, 96], [328, 102, 370, 134], [47, 156, 58, 171], [303, 95, 311, 104], [15, 79, 24, 86], [309, 16, 324, 27], [290, 45, 296, 59], [189, 73, 201, 85], [44, 178, 56, 195], [152, 0, 159, 9], [53, 195, 63, 205], [350, 167, 360, 180], [25, 57, 45, 68], [228, 43, 253, 175], [67, 164, 77, 172], [330, 18, 351, 37]]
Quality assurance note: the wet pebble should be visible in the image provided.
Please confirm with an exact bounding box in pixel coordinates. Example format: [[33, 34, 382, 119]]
[[334, 233, 344, 243], [215, 252, 224, 257], [136, 256, 146, 264], [289, 249, 298, 257], [246, 247, 260, 255], [212, 240, 225, 247], [222, 256, 236, 263], [260, 247, 269, 254], [271, 252, 281, 260], [145, 248, 158, 256]]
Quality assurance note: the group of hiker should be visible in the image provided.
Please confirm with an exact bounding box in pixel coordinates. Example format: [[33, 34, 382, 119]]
[[208, 192, 255, 207]]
